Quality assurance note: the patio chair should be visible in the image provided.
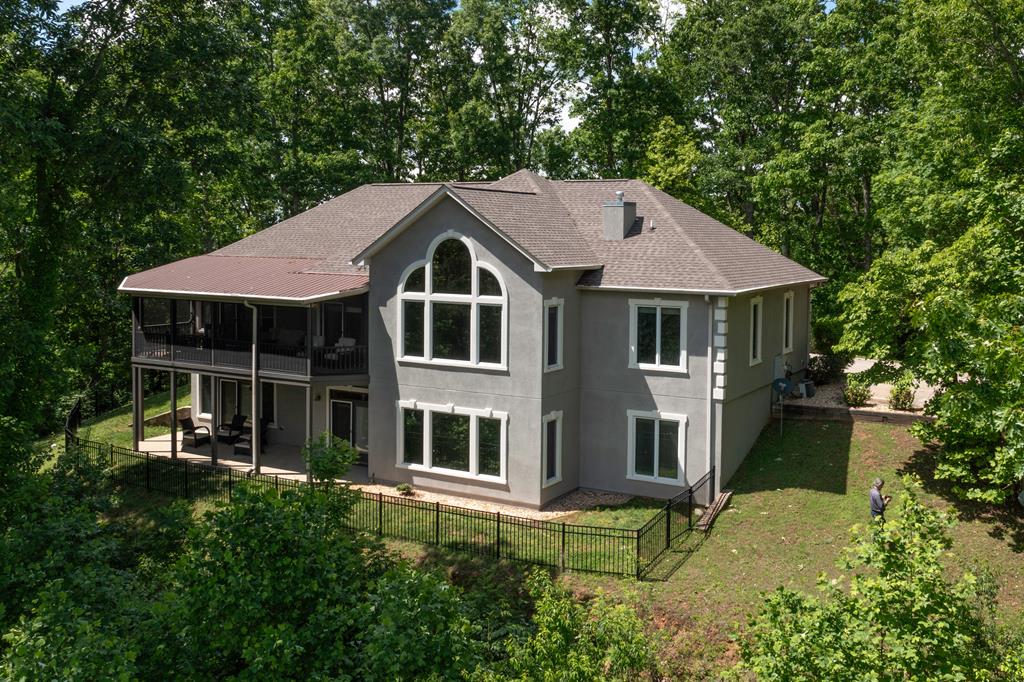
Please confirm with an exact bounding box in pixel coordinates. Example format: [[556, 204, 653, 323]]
[[181, 417, 211, 448], [234, 417, 272, 457], [217, 413, 247, 444]]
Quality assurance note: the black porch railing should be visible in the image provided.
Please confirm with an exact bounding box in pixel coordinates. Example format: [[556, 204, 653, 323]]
[[133, 330, 368, 376], [64, 429, 714, 579]]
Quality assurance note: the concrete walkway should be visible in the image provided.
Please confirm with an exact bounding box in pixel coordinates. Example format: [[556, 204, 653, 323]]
[[846, 357, 935, 411]]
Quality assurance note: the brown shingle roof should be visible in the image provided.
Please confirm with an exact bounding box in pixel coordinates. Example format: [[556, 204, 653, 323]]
[[121, 170, 823, 301]]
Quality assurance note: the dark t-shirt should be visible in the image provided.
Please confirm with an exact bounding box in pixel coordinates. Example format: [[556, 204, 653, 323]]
[[870, 488, 886, 517]]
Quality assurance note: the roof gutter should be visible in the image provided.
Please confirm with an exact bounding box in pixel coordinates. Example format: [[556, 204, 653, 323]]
[[576, 277, 828, 297], [117, 281, 369, 305]]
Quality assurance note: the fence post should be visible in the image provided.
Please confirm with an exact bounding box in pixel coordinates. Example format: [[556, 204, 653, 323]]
[[434, 501, 440, 545], [377, 492, 383, 536], [275, 475, 280, 494], [495, 512, 501, 559], [560, 522, 566, 571], [228, 467, 233, 501], [145, 453, 151, 491], [687, 490, 694, 529], [184, 460, 190, 498], [664, 501, 671, 550], [635, 530, 642, 580]]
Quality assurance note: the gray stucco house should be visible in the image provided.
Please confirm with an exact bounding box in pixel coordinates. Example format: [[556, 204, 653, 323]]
[[120, 170, 824, 508]]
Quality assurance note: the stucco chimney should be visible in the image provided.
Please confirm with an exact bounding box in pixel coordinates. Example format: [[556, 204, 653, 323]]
[[602, 190, 637, 240]]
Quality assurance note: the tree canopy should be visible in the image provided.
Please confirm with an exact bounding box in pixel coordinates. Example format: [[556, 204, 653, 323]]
[[2, 0, 1022, 503]]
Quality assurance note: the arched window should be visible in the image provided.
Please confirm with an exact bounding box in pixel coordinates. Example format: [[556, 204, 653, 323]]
[[399, 234, 507, 367]]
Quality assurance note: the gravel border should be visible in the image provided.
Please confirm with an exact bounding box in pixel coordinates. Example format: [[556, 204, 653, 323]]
[[350, 483, 634, 520]]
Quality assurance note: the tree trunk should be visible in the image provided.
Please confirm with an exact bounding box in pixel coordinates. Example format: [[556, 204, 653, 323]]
[[862, 173, 874, 269]]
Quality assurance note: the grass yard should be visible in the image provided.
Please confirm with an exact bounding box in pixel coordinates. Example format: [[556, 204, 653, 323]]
[[71, 390, 191, 450], [562, 419, 1024, 676], [60, 401, 1024, 676]]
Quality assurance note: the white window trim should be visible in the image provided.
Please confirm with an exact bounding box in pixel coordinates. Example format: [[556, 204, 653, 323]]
[[326, 385, 369, 452], [397, 231, 508, 370], [542, 410, 563, 487], [628, 298, 689, 373], [626, 409, 687, 485], [543, 297, 564, 372], [196, 374, 212, 419], [782, 290, 794, 355], [396, 399, 508, 484], [750, 296, 763, 366], [216, 378, 278, 427]]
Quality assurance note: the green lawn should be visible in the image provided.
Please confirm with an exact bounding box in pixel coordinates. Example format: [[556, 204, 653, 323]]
[[36, 389, 193, 453], [64, 403, 1023, 676], [77, 390, 191, 449], [564, 420, 1024, 676]]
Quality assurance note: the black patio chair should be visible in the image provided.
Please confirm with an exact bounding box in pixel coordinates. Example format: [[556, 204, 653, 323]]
[[234, 417, 272, 457], [181, 417, 211, 447], [216, 413, 247, 444]]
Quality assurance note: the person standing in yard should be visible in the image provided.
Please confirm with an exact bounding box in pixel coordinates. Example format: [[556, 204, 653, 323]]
[[870, 478, 891, 522]]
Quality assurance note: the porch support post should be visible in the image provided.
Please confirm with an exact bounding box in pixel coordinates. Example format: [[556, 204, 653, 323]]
[[306, 306, 313, 378], [305, 384, 312, 484], [169, 370, 178, 460], [210, 375, 219, 465], [244, 301, 261, 474], [132, 366, 143, 451]]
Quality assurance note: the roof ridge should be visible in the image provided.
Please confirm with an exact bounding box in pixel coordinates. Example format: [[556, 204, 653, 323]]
[[369, 182, 445, 187], [635, 182, 731, 288], [560, 178, 630, 183], [448, 185, 537, 196]]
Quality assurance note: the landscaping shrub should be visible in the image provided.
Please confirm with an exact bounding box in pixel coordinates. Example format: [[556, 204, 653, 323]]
[[888, 371, 916, 411], [808, 353, 851, 385], [481, 571, 661, 681], [737, 478, 1003, 680], [843, 376, 872, 407], [301, 431, 357, 483]]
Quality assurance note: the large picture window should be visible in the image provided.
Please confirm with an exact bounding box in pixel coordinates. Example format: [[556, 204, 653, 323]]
[[398, 234, 507, 368], [397, 400, 508, 482], [629, 299, 688, 372], [627, 410, 686, 485]]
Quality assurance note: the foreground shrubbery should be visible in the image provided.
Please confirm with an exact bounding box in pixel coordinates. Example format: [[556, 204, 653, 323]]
[[0, 446, 661, 680], [737, 479, 1019, 680]]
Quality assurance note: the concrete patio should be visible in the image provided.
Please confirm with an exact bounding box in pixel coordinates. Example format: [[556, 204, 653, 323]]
[[139, 432, 369, 483]]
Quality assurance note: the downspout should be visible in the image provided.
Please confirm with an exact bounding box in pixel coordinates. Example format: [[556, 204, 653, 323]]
[[244, 300, 261, 474], [705, 295, 716, 499]]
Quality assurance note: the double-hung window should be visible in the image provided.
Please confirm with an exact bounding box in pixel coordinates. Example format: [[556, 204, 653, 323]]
[[750, 296, 763, 366], [782, 290, 794, 354], [397, 401, 507, 482], [398, 234, 507, 368], [629, 299, 688, 372], [627, 410, 686, 484], [543, 298, 563, 372]]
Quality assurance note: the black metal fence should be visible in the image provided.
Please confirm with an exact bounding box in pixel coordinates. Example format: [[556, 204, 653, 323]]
[[64, 431, 712, 579]]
